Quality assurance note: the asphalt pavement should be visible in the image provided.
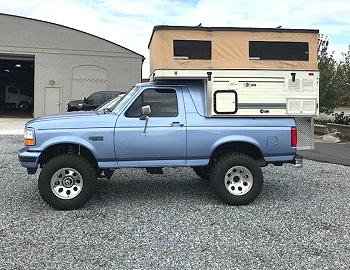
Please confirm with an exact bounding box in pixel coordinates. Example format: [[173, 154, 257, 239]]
[[299, 142, 350, 167], [1, 135, 350, 269]]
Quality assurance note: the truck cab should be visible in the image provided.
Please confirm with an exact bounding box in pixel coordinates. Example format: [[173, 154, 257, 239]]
[[18, 80, 300, 210], [5, 85, 33, 111]]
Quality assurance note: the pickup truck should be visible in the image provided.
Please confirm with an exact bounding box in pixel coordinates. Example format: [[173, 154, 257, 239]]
[[18, 80, 301, 210], [5, 85, 33, 111]]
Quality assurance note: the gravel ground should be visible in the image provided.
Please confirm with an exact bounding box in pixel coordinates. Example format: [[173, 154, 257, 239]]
[[1, 135, 350, 270]]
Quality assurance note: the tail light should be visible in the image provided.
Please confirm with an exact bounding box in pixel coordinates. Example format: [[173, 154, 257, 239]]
[[291, 127, 297, 148]]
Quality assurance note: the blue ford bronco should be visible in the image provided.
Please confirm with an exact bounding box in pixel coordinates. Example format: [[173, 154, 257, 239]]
[[18, 80, 301, 210]]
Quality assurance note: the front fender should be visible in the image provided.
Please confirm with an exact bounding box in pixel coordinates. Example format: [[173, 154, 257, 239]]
[[35, 136, 98, 157]]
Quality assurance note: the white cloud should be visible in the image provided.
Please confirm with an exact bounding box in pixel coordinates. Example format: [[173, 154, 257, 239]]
[[0, 0, 349, 77]]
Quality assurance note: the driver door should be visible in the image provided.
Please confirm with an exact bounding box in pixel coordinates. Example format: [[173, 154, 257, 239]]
[[115, 87, 187, 167]]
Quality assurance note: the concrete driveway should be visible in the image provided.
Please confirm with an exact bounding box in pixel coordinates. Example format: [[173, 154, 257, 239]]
[[0, 116, 31, 135], [299, 142, 350, 167]]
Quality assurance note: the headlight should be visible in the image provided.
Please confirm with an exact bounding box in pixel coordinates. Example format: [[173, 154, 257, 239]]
[[78, 103, 83, 107], [24, 128, 35, 146]]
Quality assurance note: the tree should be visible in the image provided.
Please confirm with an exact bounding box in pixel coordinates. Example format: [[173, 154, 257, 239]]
[[318, 34, 340, 113], [339, 46, 350, 105]]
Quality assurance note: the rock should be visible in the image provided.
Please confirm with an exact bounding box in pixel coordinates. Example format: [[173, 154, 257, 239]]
[[322, 133, 341, 143]]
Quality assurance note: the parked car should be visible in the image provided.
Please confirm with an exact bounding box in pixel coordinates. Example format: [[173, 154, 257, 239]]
[[95, 94, 125, 112], [67, 91, 124, 112], [19, 81, 302, 210], [5, 85, 33, 111]]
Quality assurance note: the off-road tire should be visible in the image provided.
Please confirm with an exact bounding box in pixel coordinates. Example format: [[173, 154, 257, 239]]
[[38, 154, 96, 210], [192, 166, 210, 181], [210, 153, 263, 205]]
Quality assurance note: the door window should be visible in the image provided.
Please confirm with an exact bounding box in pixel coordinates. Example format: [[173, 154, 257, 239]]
[[87, 92, 105, 105], [125, 88, 178, 117]]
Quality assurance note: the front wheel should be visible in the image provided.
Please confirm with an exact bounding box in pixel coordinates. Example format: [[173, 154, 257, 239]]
[[38, 154, 96, 210], [18, 101, 30, 111], [210, 153, 263, 205]]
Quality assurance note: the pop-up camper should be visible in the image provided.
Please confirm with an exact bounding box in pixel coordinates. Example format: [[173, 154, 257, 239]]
[[148, 25, 319, 120]]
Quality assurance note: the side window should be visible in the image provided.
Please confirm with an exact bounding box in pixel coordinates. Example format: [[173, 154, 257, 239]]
[[249, 41, 309, 61], [88, 92, 105, 104], [125, 88, 178, 117], [173, 40, 211, 60], [8, 87, 19, 94]]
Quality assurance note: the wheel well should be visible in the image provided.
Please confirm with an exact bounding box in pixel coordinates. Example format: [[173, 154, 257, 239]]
[[210, 142, 266, 166], [38, 143, 97, 168]]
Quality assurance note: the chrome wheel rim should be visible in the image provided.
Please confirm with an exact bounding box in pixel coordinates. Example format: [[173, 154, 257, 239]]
[[224, 166, 253, 196], [50, 167, 83, 200]]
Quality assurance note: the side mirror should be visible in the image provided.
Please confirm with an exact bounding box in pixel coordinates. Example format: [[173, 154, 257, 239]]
[[141, 105, 151, 116], [141, 105, 151, 136]]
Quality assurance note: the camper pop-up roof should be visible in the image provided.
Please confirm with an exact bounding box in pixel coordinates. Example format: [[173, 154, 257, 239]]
[[148, 25, 318, 73], [148, 25, 319, 119]]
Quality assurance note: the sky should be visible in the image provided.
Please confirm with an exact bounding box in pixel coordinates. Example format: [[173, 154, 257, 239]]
[[0, 0, 349, 77]]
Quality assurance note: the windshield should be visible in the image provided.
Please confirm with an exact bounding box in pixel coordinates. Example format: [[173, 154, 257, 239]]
[[95, 94, 125, 111], [110, 86, 140, 113]]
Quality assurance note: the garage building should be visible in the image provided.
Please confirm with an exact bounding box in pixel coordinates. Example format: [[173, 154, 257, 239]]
[[0, 13, 144, 117]]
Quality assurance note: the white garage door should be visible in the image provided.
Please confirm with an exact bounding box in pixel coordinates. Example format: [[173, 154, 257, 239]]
[[71, 65, 109, 100]]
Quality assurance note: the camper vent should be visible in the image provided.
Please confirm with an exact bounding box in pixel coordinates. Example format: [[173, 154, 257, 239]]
[[288, 79, 300, 91], [302, 100, 316, 113], [302, 79, 313, 90], [287, 99, 316, 114]]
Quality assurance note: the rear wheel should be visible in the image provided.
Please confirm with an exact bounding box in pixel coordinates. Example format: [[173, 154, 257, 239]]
[[38, 154, 96, 210], [210, 153, 263, 205]]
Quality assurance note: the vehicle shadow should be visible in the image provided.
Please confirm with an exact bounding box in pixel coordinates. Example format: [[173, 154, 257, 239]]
[[92, 169, 218, 205], [90, 169, 291, 207]]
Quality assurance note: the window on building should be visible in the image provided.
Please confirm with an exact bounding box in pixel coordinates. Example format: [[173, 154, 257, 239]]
[[249, 41, 309, 61], [125, 88, 178, 117], [173, 40, 212, 60]]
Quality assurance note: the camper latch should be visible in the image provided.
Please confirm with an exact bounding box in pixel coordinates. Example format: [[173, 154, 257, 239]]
[[207, 72, 212, 81], [291, 73, 296, 82]]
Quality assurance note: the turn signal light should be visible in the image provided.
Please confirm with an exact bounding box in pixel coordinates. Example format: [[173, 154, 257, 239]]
[[291, 127, 297, 148], [24, 138, 35, 146]]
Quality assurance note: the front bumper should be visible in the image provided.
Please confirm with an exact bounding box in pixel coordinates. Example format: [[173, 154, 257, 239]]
[[18, 148, 40, 173]]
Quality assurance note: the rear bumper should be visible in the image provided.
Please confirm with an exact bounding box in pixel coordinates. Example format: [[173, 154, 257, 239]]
[[18, 148, 40, 173], [293, 154, 303, 168]]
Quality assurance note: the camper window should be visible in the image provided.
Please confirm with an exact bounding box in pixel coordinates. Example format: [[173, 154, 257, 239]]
[[249, 41, 309, 61], [213, 90, 238, 114], [173, 40, 211, 60]]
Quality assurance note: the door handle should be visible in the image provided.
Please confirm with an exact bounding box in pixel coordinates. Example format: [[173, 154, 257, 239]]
[[171, 122, 184, 127]]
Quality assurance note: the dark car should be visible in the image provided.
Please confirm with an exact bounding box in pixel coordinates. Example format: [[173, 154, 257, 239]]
[[67, 91, 124, 112]]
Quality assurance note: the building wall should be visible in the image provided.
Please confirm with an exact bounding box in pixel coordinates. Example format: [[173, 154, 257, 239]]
[[0, 14, 143, 116]]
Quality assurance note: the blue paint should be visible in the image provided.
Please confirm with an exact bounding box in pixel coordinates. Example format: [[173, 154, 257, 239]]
[[18, 80, 296, 171]]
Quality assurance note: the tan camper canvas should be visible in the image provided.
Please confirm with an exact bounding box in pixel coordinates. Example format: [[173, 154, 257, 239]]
[[148, 26, 318, 74]]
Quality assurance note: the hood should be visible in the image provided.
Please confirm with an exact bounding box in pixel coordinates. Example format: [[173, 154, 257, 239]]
[[25, 111, 116, 130]]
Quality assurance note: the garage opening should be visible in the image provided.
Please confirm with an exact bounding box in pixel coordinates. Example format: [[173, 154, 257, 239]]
[[0, 55, 34, 118]]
